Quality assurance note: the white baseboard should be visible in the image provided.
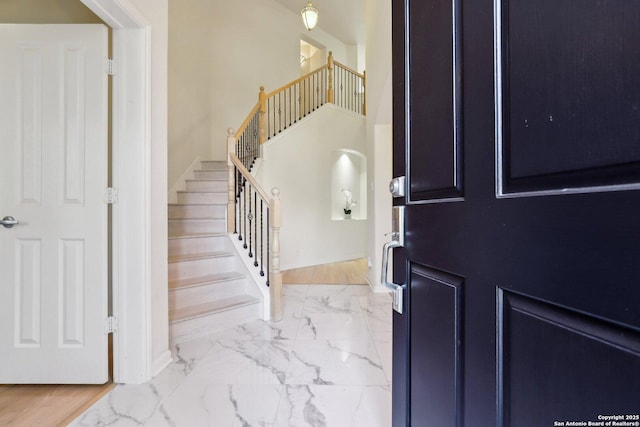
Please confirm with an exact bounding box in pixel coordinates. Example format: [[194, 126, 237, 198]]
[[151, 350, 174, 378], [167, 156, 202, 204]]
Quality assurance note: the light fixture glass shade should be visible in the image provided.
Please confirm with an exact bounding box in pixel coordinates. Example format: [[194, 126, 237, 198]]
[[301, 1, 319, 31]]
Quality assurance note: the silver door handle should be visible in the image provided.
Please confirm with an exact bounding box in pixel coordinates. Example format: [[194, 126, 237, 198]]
[[1, 216, 19, 229], [382, 238, 405, 314]]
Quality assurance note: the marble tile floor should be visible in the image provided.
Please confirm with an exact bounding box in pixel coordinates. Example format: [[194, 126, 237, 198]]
[[70, 284, 392, 427]]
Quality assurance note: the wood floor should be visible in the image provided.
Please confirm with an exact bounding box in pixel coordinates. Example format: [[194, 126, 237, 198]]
[[0, 337, 114, 426], [0, 382, 114, 427], [282, 258, 369, 285]]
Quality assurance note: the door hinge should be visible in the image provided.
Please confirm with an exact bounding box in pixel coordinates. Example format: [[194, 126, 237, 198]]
[[105, 316, 118, 334], [106, 58, 116, 76], [105, 187, 118, 204]]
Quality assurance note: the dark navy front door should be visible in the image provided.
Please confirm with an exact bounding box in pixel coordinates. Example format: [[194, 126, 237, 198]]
[[391, 0, 640, 425]]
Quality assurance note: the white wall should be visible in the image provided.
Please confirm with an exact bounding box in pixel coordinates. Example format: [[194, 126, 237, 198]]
[[301, 27, 356, 69], [255, 105, 367, 270], [0, 0, 102, 22], [168, 0, 355, 192], [365, 0, 393, 292], [168, 0, 215, 192]]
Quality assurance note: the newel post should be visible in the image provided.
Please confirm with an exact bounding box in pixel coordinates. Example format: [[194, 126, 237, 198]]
[[259, 86, 267, 144], [327, 51, 334, 104], [270, 187, 283, 321], [362, 70, 367, 116], [227, 128, 236, 234]]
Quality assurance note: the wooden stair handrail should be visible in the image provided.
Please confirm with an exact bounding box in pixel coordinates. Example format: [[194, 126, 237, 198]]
[[235, 101, 260, 140], [332, 60, 365, 79], [233, 52, 366, 152], [229, 153, 272, 204], [264, 64, 329, 99]]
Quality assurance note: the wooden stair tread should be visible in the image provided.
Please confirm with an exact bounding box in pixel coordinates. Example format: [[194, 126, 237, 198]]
[[169, 203, 226, 207], [168, 232, 227, 240], [168, 217, 225, 221], [177, 190, 225, 194], [170, 294, 260, 323], [169, 271, 247, 291], [168, 251, 234, 263], [185, 178, 227, 182], [198, 164, 227, 170]]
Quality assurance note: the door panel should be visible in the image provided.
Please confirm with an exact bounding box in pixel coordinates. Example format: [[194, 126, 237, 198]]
[[499, 292, 640, 426], [407, 0, 463, 201], [498, 0, 640, 194], [410, 264, 462, 427], [392, 0, 640, 425], [0, 24, 108, 384]]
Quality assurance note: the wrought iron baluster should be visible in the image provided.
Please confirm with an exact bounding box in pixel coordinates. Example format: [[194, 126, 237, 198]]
[[239, 134, 244, 166], [254, 114, 257, 163], [308, 76, 312, 114], [248, 118, 252, 168], [340, 69, 346, 108], [243, 133, 247, 167], [298, 83, 302, 121], [234, 166, 238, 234], [284, 88, 288, 130], [337, 69, 341, 108], [288, 87, 292, 127], [254, 113, 259, 162], [278, 92, 282, 135], [351, 72, 354, 111], [320, 69, 323, 106], [272, 95, 276, 137], [266, 206, 270, 287], [253, 192, 258, 267], [260, 200, 264, 276], [267, 98, 270, 139], [247, 185, 253, 256], [302, 79, 306, 117], [243, 181, 248, 249], [342, 68, 344, 108], [248, 118, 252, 166]]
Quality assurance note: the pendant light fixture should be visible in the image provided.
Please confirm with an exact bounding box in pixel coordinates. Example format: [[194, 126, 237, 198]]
[[301, 1, 319, 31]]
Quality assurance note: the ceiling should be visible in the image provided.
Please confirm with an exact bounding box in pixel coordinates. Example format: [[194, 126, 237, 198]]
[[272, 0, 366, 46]]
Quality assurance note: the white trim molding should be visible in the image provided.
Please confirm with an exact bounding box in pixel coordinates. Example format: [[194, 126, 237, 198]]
[[82, 0, 154, 384]]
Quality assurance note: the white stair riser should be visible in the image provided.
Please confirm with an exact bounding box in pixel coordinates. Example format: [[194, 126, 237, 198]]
[[170, 301, 261, 344], [168, 219, 226, 235], [169, 256, 237, 280], [177, 192, 227, 205], [168, 204, 226, 219], [169, 235, 230, 258], [200, 161, 227, 171], [186, 180, 227, 192], [169, 278, 247, 310], [194, 170, 227, 180]]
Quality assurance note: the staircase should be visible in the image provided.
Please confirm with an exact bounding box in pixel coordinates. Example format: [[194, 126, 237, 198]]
[[168, 160, 262, 343]]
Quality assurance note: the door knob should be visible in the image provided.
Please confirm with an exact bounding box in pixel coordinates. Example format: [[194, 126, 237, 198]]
[[1, 216, 19, 229], [389, 176, 405, 198]]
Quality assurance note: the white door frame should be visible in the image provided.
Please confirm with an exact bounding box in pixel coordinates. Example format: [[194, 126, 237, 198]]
[[80, 0, 153, 384]]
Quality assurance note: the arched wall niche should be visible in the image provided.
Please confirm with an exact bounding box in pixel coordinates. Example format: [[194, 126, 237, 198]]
[[331, 149, 367, 220]]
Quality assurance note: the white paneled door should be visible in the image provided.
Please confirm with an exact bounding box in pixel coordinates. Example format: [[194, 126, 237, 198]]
[[0, 25, 108, 383]]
